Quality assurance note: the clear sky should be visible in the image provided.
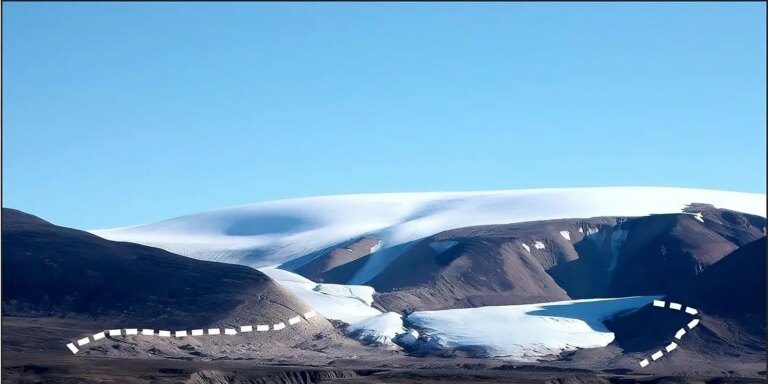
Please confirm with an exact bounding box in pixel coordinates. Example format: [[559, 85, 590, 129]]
[[3, 2, 766, 229]]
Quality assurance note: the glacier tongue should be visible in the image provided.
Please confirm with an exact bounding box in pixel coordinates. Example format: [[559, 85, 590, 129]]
[[261, 267, 411, 347], [259, 267, 381, 324], [405, 296, 658, 361]]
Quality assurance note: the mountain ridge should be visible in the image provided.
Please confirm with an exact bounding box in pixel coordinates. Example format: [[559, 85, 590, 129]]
[[90, 187, 766, 276]]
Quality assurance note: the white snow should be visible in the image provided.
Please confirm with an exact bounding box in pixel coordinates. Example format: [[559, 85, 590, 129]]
[[406, 296, 657, 361], [92, 187, 766, 283], [559, 231, 571, 241], [534, 241, 546, 250], [347, 312, 407, 346], [259, 267, 381, 324], [369, 240, 383, 254], [521, 243, 531, 253], [315, 284, 376, 307]]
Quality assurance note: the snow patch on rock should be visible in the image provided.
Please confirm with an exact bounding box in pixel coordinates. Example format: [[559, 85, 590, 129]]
[[369, 240, 382, 254]]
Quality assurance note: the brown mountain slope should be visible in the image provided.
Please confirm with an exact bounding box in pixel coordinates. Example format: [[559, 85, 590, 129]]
[[604, 237, 766, 370], [292, 236, 381, 282], [1, 208, 334, 334], [350, 207, 764, 313]]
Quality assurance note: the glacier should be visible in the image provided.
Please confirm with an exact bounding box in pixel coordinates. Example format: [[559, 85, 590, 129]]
[[91, 187, 765, 285]]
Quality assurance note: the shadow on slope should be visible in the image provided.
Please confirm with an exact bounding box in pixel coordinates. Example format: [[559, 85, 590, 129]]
[[606, 237, 766, 355], [1, 208, 329, 331]]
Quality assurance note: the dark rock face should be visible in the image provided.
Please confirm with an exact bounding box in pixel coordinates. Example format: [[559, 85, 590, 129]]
[[669, 237, 766, 316], [605, 206, 765, 298], [339, 207, 765, 313], [1, 208, 321, 330], [606, 237, 766, 360]]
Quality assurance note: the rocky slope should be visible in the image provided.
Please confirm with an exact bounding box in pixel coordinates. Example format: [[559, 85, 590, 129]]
[[601, 237, 766, 375], [360, 207, 764, 312], [1, 208, 369, 362]]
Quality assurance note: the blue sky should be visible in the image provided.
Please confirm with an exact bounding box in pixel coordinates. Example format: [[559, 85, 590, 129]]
[[3, 3, 766, 229]]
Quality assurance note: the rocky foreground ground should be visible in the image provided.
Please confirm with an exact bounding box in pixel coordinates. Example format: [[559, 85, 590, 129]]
[[3, 316, 765, 384]]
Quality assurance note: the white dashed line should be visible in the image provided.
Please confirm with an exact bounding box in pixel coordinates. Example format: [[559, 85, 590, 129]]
[[665, 342, 677, 352], [66, 312, 319, 354], [639, 300, 700, 368]]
